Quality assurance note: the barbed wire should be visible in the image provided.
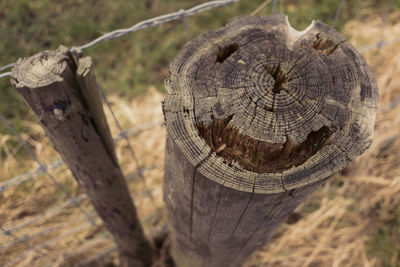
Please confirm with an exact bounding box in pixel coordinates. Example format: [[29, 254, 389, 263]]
[[0, 72, 11, 79], [0, 120, 162, 262], [1, 183, 162, 253], [0, 121, 163, 264], [0, 0, 395, 209], [73, 0, 239, 51], [0, 225, 46, 260], [3, 195, 88, 235], [271, 0, 278, 14], [97, 86, 156, 203], [4, 219, 102, 267], [0, 0, 238, 78], [0, 0, 400, 201], [0, 0, 399, 265], [0, 121, 163, 193], [183, 12, 190, 43], [0, 37, 398, 81], [332, 0, 346, 28], [0, 63, 15, 72], [0, 159, 64, 193], [0, 114, 97, 228], [0, 2, 239, 261], [6, 208, 166, 267], [358, 38, 400, 53], [2, 165, 161, 238], [0, 0, 399, 79], [1, 211, 97, 251]]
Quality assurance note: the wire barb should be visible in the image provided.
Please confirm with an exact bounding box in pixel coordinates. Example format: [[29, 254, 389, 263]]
[[76, 0, 239, 51]]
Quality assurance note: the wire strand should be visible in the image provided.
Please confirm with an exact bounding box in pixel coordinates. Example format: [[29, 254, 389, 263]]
[[0, 1, 239, 78], [0, 114, 96, 226], [0, 121, 163, 192], [332, 0, 346, 28], [0, 63, 15, 72], [72, 0, 239, 51], [0, 72, 11, 79], [97, 86, 156, 203]]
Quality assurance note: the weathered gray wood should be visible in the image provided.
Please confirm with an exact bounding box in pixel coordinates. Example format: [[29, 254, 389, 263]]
[[163, 15, 378, 267], [11, 46, 153, 267]]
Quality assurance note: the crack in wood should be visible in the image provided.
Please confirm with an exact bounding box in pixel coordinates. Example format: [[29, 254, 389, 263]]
[[197, 117, 333, 173], [189, 152, 214, 240], [215, 43, 239, 63], [230, 176, 257, 237], [206, 181, 226, 244]]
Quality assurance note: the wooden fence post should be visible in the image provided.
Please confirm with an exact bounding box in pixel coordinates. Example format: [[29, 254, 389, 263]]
[[11, 46, 153, 267], [163, 15, 378, 267]]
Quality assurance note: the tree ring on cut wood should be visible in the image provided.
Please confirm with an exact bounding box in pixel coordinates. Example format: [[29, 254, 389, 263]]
[[163, 15, 378, 194]]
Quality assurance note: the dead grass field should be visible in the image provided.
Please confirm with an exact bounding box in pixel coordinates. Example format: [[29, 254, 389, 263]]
[[0, 10, 399, 267]]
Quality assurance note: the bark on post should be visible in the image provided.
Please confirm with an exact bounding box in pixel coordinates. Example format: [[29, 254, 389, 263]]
[[11, 46, 153, 267], [163, 15, 378, 267]]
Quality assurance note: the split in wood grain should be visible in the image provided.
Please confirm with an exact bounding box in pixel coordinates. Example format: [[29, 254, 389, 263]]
[[197, 118, 332, 173]]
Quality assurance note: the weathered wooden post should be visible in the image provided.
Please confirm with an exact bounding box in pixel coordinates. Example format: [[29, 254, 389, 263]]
[[163, 15, 378, 267], [11, 47, 153, 266]]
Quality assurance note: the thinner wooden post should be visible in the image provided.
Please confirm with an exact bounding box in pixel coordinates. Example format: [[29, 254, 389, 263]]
[[163, 15, 378, 267], [11, 46, 153, 267]]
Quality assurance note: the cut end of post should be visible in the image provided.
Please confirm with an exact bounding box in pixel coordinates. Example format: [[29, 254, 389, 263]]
[[11, 46, 73, 88], [163, 15, 378, 193]]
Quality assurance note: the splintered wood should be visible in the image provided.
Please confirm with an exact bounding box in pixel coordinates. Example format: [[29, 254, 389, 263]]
[[163, 15, 378, 267]]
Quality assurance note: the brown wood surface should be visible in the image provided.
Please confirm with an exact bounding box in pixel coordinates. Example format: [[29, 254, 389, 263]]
[[163, 15, 378, 267], [11, 47, 153, 267]]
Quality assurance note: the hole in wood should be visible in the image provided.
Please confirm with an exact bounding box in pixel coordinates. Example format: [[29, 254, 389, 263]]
[[197, 116, 332, 173], [215, 43, 239, 63], [312, 33, 324, 50], [312, 33, 342, 55], [265, 64, 287, 94]]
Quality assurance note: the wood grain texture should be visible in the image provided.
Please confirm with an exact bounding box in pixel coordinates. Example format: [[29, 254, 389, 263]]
[[163, 15, 378, 266], [11, 46, 152, 267]]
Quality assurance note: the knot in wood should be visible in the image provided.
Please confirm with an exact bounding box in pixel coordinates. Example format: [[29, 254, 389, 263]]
[[163, 15, 378, 193]]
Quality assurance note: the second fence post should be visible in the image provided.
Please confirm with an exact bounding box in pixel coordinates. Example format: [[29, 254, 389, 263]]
[[11, 46, 153, 267], [162, 15, 378, 267]]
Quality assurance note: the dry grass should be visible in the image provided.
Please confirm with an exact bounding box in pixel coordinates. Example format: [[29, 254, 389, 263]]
[[0, 88, 166, 266], [0, 11, 399, 267]]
